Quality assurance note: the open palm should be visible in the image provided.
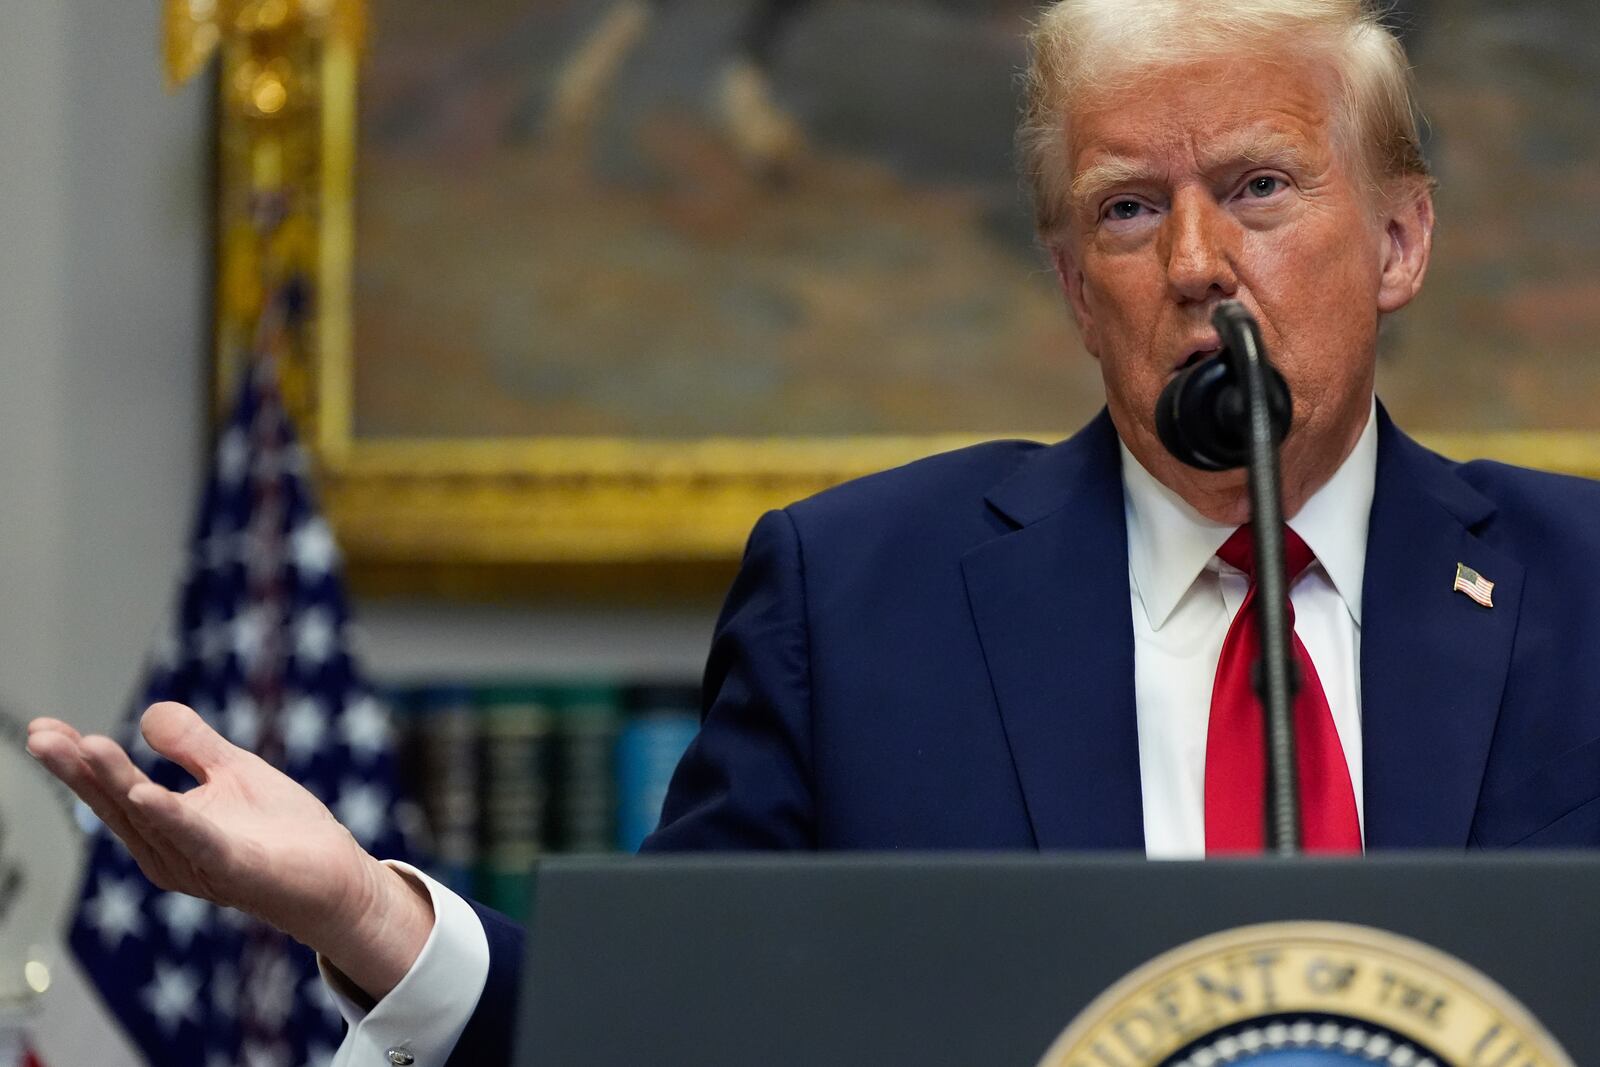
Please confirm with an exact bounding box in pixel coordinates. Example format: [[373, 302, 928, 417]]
[[28, 701, 429, 998]]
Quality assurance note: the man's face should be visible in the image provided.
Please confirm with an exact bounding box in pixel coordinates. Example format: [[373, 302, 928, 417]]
[[1052, 55, 1432, 523]]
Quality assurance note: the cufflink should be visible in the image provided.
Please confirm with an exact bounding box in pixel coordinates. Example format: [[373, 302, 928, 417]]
[[386, 1049, 416, 1065]]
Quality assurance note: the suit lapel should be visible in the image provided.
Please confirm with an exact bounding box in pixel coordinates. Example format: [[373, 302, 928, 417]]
[[1361, 410, 1524, 849], [961, 413, 1145, 851]]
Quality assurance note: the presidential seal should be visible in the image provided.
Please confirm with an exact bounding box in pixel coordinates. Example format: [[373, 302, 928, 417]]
[[1036, 922, 1572, 1067]]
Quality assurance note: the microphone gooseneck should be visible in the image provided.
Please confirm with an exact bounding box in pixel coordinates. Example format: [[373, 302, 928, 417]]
[[1153, 301, 1303, 856]]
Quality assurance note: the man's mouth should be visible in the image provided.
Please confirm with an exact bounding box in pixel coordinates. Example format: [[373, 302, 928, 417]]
[[1173, 345, 1223, 375]]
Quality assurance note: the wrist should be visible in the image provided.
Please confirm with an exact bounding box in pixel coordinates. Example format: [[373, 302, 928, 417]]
[[315, 856, 436, 1002]]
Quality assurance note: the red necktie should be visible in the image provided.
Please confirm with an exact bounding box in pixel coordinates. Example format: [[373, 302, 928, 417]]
[[1204, 525, 1361, 854]]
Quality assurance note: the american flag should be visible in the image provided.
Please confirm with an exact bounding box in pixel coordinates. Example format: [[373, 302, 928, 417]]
[[1453, 562, 1495, 609], [68, 337, 413, 1066]]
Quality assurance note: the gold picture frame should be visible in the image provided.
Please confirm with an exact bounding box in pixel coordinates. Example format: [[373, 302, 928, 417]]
[[171, 0, 1600, 592]]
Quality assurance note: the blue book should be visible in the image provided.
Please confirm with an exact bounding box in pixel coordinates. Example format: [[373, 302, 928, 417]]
[[616, 684, 701, 853]]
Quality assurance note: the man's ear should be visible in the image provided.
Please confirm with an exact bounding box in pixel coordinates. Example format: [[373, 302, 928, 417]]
[[1051, 243, 1100, 358], [1376, 182, 1435, 314]]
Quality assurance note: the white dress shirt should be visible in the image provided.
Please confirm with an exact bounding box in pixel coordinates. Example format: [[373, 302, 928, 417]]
[[1125, 402, 1376, 858], [325, 862, 489, 1067], [326, 402, 1380, 1061]]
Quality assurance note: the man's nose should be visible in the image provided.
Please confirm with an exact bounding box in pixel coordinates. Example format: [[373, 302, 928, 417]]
[[1161, 190, 1240, 304]]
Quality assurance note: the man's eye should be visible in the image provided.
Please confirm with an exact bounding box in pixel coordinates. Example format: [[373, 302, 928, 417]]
[[1244, 175, 1284, 198], [1106, 200, 1145, 221]]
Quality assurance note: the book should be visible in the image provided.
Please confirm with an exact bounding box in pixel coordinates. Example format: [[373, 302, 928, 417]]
[[552, 683, 622, 854], [616, 684, 702, 853], [476, 684, 555, 922], [402, 685, 480, 897]]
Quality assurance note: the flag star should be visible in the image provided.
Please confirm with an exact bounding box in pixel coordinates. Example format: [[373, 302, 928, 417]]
[[84, 873, 146, 949], [224, 692, 262, 749], [339, 695, 392, 762], [232, 605, 273, 669], [296, 608, 337, 665], [156, 892, 212, 951], [141, 961, 202, 1035], [217, 427, 250, 486], [247, 952, 298, 1030], [334, 783, 388, 846], [282, 696, 327, 764], [291, 518, 339, 577]]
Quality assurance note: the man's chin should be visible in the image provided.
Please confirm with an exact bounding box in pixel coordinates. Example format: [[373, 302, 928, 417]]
[[1128, 440, 1253, 525], [1166, 465, 1253, 526]]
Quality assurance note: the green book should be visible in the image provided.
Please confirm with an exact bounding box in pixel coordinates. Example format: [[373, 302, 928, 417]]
[[475, 683, 555, 923], [554, 682, 622, 853]]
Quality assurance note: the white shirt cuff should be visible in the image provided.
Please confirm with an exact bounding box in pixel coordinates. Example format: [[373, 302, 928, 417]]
[[323, 861, 491, 1067]]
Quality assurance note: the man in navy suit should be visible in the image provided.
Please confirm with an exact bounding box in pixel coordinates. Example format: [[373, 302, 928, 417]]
[[28, 0, 1600, 1063]]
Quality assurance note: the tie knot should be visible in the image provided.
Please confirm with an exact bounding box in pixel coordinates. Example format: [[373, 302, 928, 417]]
[[1216, 524, 1315, 583]]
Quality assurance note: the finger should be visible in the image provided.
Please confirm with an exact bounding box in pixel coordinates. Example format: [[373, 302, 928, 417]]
[[27, 731, 176, 879], [28, 717, 85, 744], [126, 783, 238, 900], [28, 730, 134, 827], [69, 736, 197, 889], [139, 702, 237, 784], [79, 734, 155, 800], [75, 734, 162, 844]]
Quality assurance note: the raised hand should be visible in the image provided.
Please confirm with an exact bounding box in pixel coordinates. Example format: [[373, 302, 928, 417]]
[[27, 701, 433, 1000]]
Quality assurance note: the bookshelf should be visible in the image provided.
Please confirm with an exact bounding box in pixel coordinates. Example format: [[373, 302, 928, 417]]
[[391, 677, 701, 922]]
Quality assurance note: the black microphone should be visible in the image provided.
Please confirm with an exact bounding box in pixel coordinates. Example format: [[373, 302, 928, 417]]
[[1153, 300, 1304, 855], [1155, 303, 1292, 471]]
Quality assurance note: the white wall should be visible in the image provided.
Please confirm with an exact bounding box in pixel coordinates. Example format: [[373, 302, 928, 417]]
[[0, 3, 716, 1062], [1, 2, 206, 1062], [0, 0, 207, 738], [2, 0, 75, 739], [1, 2, 204, 1062]]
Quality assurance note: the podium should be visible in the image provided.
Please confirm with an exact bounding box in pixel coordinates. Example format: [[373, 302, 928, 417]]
[[514, 853, 1598, 1065]]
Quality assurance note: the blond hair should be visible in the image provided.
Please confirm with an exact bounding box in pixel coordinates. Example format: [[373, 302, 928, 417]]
[[1019, 0, 1432, 238]]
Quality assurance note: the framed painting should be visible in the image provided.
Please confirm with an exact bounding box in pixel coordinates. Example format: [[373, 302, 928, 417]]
[[172, 0, 1600, 589]]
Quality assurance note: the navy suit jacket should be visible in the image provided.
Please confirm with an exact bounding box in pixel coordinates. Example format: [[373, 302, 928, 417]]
[[446, 405, 1600, 1063]]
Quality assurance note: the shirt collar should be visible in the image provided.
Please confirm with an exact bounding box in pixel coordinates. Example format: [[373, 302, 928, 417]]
[[1121, 399, 1378, 631]]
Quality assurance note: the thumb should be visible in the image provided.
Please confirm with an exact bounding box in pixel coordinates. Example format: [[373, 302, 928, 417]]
[[140, 702, 238, 783]]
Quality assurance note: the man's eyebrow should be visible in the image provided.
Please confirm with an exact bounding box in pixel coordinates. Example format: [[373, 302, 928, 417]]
[[1198, 130, 1319, 176], [1070, 158, 1161, 209], [1068, 132, 1321, 210]]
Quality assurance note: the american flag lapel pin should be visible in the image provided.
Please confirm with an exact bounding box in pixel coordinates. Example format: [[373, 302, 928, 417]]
[[1453, 562, 1495, 608]]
